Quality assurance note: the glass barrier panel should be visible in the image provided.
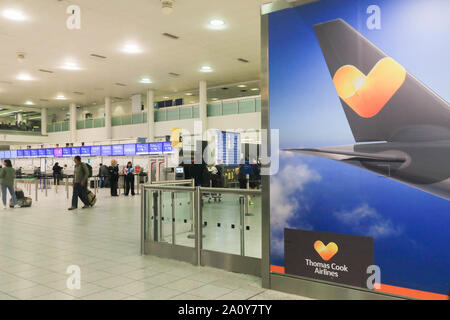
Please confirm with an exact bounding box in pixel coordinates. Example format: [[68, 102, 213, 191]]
[[76, 120, 85, 130], [201, 192, 241, 255], [238, 100, 255, 114], [166, 109, 179, 121], [255, 98, 261, 112], [160, 191, 173, 244], [143, 112, 147, 123], [85, 119, 93, 129], [94, 118, 104, 128], [207, 103, 222, 117], [222, 101, 238, 115], [47, 124, 53, 133], [174, 191, 195, 247], [122, 114, 132, 125], [244, 194, 261, 258], [132, 113, 143, 124], [145, 189, 156, 241], [62, 121, 70, 131], [54, 122, 62, 132], [179, 108, 192, 120], [192, 106, 199, 118], [155, 110, 166, 122], [111, 116, 122, 126]]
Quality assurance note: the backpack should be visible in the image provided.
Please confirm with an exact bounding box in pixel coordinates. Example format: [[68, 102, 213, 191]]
[[85, 163, 93, 178]]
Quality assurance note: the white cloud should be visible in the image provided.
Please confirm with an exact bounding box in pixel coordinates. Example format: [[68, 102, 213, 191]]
[[270, 162, 321, 255], [334, 203, 402, 239]]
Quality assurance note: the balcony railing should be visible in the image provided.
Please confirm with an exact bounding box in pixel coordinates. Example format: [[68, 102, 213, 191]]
[[47, 121, 69, 133]]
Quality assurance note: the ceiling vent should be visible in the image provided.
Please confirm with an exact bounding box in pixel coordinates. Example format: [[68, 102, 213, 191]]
[[38, 69, 54, 73], [90, 53, 107, 59], [0, 80, 12, 85], [40, 99, 49, 102], [169, 72, 180, 77], [115, 83, 126, 87], [162, 32, 179, 40], [221, 87, 229, 90], [237, 58, 250, 63], [73, 91, 84, 95]]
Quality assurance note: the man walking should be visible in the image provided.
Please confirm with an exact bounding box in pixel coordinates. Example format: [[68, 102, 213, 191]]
[[68, 156, 91, 211]]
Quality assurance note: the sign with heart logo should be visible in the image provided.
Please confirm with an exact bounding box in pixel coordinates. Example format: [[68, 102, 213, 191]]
[[314, 240, 338, 261], [284, 228, 373, 288]]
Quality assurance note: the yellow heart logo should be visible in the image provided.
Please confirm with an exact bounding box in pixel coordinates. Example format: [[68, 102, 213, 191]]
[[314, 240, 338, 261], [332, 57, 406, 118]]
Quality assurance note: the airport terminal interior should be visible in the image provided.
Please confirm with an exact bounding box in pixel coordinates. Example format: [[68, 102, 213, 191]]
[[0, 0, 310, 301], [0, 0, 448, 302]]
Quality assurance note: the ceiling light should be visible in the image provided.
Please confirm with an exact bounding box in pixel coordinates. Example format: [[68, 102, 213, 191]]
[[17, 73, 33, 81], [251, 88, 259, 91], [24, 101, 34, 105], [186, 93, 193, 96], [61, 62, 80, 71], [200, 66, 213, 73], [163, 96, 169, 99], [210, 19, 225, 26], [2, 9, 26, 21], [211, 98, 218, 101], [237, 85, 247, 88], [122, 43, 142, 54], [56, 95, 66, 100], [140, 77, 152, 84]]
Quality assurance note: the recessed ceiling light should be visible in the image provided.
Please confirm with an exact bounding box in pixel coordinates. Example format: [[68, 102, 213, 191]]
[[237, 85, 247, 88], [56, 95, 66, 100], [211, 98, 218, 101], [2, 9, 27, 21], [209, 19, 226, 30], [200, 66, 213, 73], [24, 101, 34, 105], [140, 77, 152, 84], [17, 73, 33, 81], [251, 88, 259, 91], [122, 43, 142, 54], [186, 93, 193, 96], [163, 96, 169, 99], [61, 62, 80, 71]]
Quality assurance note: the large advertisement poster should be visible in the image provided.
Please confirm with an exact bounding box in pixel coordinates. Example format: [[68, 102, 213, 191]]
[[269, 0, 449, 299]]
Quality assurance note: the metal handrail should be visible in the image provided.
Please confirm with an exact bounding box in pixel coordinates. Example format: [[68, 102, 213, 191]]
[[199, 187, 261, 195], [150, 179, 194, 186], [143, 185, 196, 192]]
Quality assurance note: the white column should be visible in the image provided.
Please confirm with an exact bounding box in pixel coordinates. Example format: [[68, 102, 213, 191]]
[[41, 108, 47, 135], [70, 103, 77, 142], [199, 80, 207, 130], [147, 90, 154, 142], [105, 96, 112, 140], [17, 112, 24, 123]]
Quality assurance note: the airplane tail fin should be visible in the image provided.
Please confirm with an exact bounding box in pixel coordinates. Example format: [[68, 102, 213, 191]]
[[313, 19, 450, 143]]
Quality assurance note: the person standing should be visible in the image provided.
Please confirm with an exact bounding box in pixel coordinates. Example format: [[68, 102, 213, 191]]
[[124, 161, 135, 196], [99, 163, 109, 188], [109, 159, 119, 197], [0, 159, 18, 209], [68, 156, 90, 211], [52, 162, 62, 185]]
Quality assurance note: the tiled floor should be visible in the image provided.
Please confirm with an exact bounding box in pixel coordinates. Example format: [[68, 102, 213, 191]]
[[0, 186, 311, 300]]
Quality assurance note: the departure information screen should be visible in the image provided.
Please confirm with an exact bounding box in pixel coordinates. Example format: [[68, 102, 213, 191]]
[[124, 144, 136, 156], [215, 131, 240, 165], [101, 145, 112, 156], [112, 144, 124, 156]]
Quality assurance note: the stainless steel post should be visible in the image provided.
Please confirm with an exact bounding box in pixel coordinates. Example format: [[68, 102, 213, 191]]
[[136, 174, 140, 195], [240, 196, 245, 256], [35, 179, 38, 202], [195, 187, 202, 266], [140, 185, 145, 255], [45, 178, 48, 197], [171, 192, 175, 245], [65, 177, 69, 199], [94, 176, 97, 195]]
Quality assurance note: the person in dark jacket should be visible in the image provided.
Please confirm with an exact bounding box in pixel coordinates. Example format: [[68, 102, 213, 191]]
[[52, 162, 62, 185], [124, 161, 135, 196], [0, 159, 18, 209], [68, 156, 90, 211], [98, 163, 109, 188], [109, 159, 119, 196]]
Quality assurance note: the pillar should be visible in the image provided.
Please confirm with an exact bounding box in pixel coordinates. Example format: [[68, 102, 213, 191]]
[[70, 103, 77, 142], [105, 96, 112, 140], [147, 90, 154, 142], [199, 80, 207, 130], [41, 108, 47, 135]]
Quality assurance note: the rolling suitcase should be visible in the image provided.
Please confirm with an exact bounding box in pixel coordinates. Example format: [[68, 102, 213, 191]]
[[87, 189, 97, 206]]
